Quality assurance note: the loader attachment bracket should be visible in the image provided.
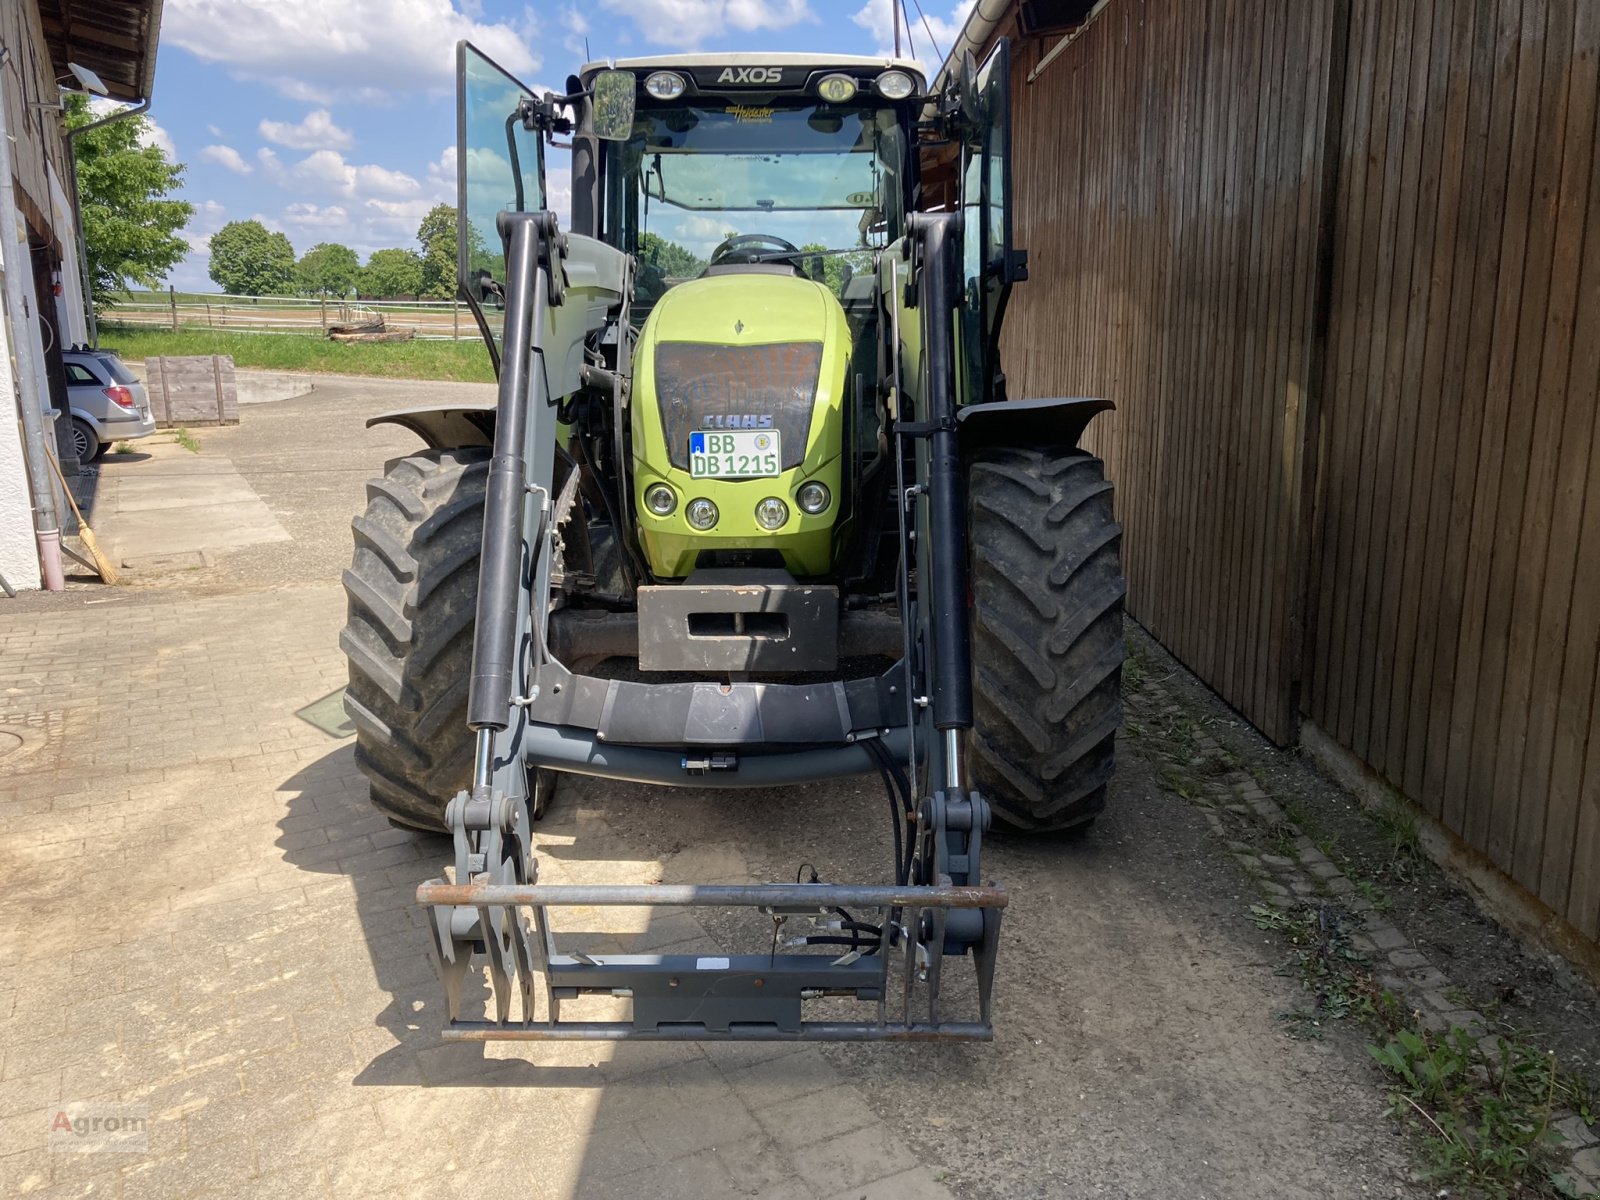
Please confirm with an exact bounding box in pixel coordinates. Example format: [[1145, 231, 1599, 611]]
[[417, 781, 1006, 1042]]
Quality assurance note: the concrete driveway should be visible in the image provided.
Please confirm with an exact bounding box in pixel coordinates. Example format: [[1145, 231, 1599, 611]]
[[0, 376, 1431, 1198]]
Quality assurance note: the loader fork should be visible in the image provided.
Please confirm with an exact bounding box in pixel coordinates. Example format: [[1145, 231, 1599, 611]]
[[417, 210, 1009, 1042]]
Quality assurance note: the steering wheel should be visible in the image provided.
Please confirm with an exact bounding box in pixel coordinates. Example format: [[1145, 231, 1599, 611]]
[[708, 233, 803, 267]]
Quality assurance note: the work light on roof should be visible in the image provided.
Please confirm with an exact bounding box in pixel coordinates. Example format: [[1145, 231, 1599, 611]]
[[644, 71, 686, 100], [816, 74, 858, 104], [874, 70, 915, 100]]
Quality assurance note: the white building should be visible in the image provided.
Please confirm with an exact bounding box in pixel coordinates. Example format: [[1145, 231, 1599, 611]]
[[1, 0, 162, 591]]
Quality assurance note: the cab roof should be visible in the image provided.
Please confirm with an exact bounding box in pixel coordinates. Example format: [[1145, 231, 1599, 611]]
[[579, 53, 927, 89]]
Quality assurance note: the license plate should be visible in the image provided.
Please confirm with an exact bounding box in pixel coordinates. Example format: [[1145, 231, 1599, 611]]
[[688, 430, 782, 478]]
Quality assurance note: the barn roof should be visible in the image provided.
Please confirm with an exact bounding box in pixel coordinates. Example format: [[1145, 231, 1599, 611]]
[[37, 0, 163, 103]]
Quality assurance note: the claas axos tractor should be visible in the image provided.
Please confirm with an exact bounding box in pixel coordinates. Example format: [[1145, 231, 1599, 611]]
[[341, 40, 1126, 1042]]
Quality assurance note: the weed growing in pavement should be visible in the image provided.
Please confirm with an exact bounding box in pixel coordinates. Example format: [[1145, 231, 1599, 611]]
[[1368, 1026, 1597, 1200], [172, 427, 201, 454], [1354, 877, 1393, 912], [1250, 902, 1394, 1039], [1129, 657, 1600, 1198], [1373, 791, 1426, 881], [112, 441, 135, 454], [1122, 638, 1146, 690]]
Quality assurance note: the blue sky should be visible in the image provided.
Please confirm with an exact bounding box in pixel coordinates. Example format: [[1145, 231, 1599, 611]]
[[144, 0, 974, 291]]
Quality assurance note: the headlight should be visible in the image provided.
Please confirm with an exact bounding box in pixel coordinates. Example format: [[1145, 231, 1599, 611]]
[[874, 70, 915, 100], [643, 71, 685, 100], [796, 482, 830, 514], [816, 73, 858, 104], [755, 497, 789, 530], [644, 483, 677, 516], [686, 498, 719, 530]]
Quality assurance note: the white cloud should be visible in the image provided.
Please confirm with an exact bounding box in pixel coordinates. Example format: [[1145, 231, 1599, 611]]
[[258, 109, 354, 151], [207, 123, 224, 137], [92, 99, 178, 158], [165, 0, 537, 101], [292, 150, 422, 200], [851, 0, 973, 78], [595, 0, 812, 50], [562, 6, 591, 58], [140, 118, 177, 159], [199, 144, 253, 174], [282, 202, 352, 229]]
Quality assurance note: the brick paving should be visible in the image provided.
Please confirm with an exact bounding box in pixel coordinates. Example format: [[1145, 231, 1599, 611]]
[[0, 586, 956, 1199], [1142, 680, 1600, 1199]]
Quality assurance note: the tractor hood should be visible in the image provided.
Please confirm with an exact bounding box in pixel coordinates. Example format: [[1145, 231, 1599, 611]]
[[640, 272, 841, 473], [630, 271, 853, 578]]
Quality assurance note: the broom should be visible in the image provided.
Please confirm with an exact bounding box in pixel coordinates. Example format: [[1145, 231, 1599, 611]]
[[47, 453, 119, 584]]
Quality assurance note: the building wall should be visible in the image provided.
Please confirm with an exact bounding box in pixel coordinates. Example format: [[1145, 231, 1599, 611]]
[[2, 0, 71, 240], [0, 237, 41, 591], [998, 0, 1340, 744], [2, 0, 78, 590], [996, 0, 1600, 943]]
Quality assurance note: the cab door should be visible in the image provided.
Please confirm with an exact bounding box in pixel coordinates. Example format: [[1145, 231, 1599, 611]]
[[456, 41, 547, 356], [956, 39, 1026, 406]]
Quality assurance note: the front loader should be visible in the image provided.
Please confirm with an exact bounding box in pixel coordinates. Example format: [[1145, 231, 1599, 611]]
[[341, 43, 1127, 1041]]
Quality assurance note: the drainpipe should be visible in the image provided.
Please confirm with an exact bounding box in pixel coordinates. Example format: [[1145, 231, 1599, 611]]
[[0, 47, 64, 589], [66, 98, 149, 348]]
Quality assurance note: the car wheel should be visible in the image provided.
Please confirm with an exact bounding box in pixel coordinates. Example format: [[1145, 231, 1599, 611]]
[[70, 419, 99, 463]]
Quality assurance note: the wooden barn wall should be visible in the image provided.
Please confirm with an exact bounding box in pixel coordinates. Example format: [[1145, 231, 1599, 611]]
[[1306, 0, 1600, 941], [999, 0, 1341, 744], [999, 0, 1600, 940]]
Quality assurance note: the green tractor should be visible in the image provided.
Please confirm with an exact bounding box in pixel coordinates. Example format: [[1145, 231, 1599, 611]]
[[341, 43, 1126, 1041]]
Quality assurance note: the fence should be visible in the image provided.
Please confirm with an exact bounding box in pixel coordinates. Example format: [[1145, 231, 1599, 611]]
[[988, 0, 1600, 945], [106, 290, 481, 340]]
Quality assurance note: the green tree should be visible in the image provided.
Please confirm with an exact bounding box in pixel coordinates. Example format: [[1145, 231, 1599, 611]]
[[65, 94, 193, 308], [296, 242, 359, 296], [640, 232, 704, 279], [208, 220, 296, 296], [417, 203, 459, 299], [359, 248, 425, 298], [800, 243, 873, 297]]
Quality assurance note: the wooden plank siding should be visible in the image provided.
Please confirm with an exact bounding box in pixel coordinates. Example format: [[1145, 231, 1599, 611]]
[[999, 0, 1339, 743], [992, 0, 1600, 941]]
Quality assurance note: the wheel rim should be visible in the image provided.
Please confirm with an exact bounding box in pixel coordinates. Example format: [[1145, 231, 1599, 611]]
[[71, 425, 90, 459]]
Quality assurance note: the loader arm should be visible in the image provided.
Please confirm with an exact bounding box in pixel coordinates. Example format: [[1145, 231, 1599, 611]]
[[418, 204, 1009, 1042]]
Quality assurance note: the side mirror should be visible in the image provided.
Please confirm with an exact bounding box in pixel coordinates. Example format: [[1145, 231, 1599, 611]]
[[591, 70, 637, 141], [957, 51, 980, 127]]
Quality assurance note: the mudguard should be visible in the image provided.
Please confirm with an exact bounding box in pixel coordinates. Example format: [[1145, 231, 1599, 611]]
[[957, 396, 1114, 451], [366, 403, 496, 449]]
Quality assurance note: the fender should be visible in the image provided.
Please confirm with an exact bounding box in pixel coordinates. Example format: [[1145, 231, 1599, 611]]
[[366, 402, 496, 449], [956, 396, 1113, 451]]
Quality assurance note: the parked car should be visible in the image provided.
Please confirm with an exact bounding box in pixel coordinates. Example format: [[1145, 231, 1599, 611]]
[[63, 348, 155, 461]]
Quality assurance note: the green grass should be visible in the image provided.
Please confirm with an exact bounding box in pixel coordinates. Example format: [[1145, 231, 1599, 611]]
[[171, 426, 201, 454], [96, 323, 495, 384]]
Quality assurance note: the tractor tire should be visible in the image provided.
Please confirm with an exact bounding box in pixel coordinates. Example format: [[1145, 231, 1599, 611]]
[[968, 447, 1127, 833], [340, 448, 488, 831]]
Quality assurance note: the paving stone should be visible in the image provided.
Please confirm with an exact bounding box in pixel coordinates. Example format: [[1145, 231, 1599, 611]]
[[1572, 1146, 1600, 1178], [572, 1151, 741, 1200], [718, 1048, 842, 1110], [756, 1086, 884, 1151], [1387, 949, 1430, 971], [1365, 923, 1408, 951], [1404, 967, 1450, 990], [1554, 1114, 1599, 1149], [786, 1123, 918, 1196], [821, 1166, 959, 1200]]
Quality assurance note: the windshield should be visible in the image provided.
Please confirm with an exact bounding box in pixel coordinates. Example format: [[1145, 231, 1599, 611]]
[[603, 99, 908, 305]]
